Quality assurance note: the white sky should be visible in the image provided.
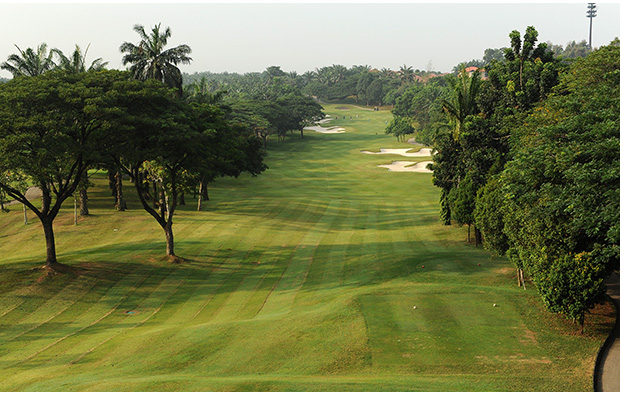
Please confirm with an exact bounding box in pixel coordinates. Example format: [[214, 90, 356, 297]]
[[1, 1, 620, 78]]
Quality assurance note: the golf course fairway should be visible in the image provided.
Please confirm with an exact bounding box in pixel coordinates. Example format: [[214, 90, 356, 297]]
[[0, 103, 613, 391]]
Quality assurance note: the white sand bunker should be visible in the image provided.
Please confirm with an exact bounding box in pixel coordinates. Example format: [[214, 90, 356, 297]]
[[361, 148, 433, 157], [5, 186, 42, 206], [304, 115, 346, 134], [378, 161, 433, 173], [304, 125, 346, 134]]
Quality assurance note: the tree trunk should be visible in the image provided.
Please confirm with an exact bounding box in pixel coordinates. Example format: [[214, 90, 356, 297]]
[[115, 171, 127, 211], [179, 192, 185, 206], [300, 128, 304, 139], [159, 188, 167, 218], [467, 224, 471, 243], [165, 223, 174, 257], [108, 169, 117, 199], [79, 188, 89, 216], [41, 216, 59, 271], [474, 226, 482, 247], [197, 177, 209, 211], [153, 182, 158, 210], [519, 59, 524, 91]]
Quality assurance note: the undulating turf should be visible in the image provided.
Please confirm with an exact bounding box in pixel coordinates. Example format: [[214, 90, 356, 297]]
[[0, 103, 614, 391]]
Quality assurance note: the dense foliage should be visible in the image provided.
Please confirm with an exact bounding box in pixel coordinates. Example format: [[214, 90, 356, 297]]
[[184, 64, 446, 108], [0, 70, 140, 270], [498, 44, 620, 324], [415, 26, 618, 325]]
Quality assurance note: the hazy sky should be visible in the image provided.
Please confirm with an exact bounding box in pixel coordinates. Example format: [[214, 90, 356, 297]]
[[1, 1, 620, 78]]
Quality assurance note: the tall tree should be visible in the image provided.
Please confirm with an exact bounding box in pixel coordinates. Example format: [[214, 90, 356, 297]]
[[124, 101, 265, 258], [441, 64, 482, 142], [119, 23, 192, 96], [52, 44, 109, 215], [0, 70, 131, 273], [398, 64, 415, 84], [503, 26, 550, 93], [0, 43, 55, 77]]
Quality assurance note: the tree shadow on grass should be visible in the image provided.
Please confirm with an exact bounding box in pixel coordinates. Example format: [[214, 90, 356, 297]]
[[0, 237, 515, 377]]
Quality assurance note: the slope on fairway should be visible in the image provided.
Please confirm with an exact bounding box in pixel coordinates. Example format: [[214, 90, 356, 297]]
[[0, 103, 613, 391]]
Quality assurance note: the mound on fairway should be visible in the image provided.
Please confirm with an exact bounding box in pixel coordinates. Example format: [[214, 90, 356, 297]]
[[378, 160, 433, 173]]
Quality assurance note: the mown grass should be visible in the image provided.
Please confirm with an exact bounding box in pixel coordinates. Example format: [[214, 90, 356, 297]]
[[0, 103, 613, 391]]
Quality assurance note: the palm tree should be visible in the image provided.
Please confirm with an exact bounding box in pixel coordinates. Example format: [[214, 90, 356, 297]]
[[330, 64, 348, 85], [301, 70, 316, 85], [52, 44, 108, 73], [1, 43, 55, 77], [398, 64, 414, 84], [119, 23, 192, 95], [315, 66, 332, 85], [380, 67, 394, 79], [441, 64, 482, 142]]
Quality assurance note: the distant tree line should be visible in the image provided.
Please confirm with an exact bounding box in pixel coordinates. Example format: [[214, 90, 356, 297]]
[[184, 64, 447, 108]]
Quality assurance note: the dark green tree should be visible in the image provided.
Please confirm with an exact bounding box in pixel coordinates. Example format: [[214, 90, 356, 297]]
[[0, 70, 133, 273], [385, 116, 415, 142], [51, 44, 109, 215], [448, 172, 479, 243], [278, 94, 324, 139], [499, 43, 620, 324]]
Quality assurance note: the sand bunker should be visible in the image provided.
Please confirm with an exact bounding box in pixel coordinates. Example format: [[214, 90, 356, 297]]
[[4, 186, 42, 207], [378, 161, 433, 173], [361, 148, 433, 157], [304, 125, 346, 134], [304, 115, 346, 134]]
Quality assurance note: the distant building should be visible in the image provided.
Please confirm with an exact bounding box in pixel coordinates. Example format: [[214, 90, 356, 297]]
[[463, 66, 488, 80]]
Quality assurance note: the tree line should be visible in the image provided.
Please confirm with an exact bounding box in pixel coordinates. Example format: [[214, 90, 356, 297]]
[[184, 63, 448, 108], [398, 25, 617, 327], [0, 23, 325, 274]]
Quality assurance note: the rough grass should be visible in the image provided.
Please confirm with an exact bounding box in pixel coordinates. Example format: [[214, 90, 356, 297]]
[[0, 103, 613, 391]]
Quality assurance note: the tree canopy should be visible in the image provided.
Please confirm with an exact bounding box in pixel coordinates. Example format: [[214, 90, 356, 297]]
[[0, 70, 136, 272], [498, 43, 620, 324]]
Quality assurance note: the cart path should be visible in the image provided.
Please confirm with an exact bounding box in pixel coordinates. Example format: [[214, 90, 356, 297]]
[[595, 273, 620, 391]]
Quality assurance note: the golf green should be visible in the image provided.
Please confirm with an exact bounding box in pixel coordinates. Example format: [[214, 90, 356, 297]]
[[0, 103, 613, 391]]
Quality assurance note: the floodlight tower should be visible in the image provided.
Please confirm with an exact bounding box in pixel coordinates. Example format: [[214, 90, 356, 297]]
[[587, 3, 597, 49]]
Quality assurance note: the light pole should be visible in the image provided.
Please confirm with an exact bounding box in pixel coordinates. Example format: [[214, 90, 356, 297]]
[[587, 3, 597, 49]]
